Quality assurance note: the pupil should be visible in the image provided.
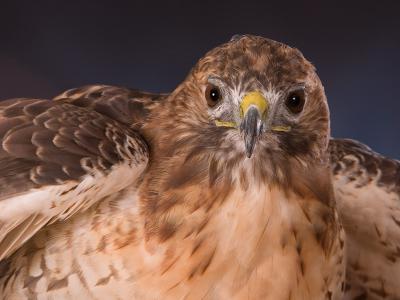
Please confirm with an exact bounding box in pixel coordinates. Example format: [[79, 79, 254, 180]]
[[286, 91, 304, 114], [290, 95, 300, 106], [210, 89, 219, 101]]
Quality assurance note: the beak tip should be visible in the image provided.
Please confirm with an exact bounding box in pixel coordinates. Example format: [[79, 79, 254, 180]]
[[245, 141, 255, 158]]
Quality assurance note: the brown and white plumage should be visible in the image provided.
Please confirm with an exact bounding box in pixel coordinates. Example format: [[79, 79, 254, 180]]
[[0, 95, 150, 260], [0, 35, 397, 299], [330, 139, 400, 299]]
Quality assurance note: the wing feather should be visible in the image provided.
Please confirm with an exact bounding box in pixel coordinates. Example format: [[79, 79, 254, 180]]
[[0, 91, 150, 260], [53, 84, 167, 127], [330, 138, 400, 299]]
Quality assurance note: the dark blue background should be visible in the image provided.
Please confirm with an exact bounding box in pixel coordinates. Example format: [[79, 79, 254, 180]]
[[1, 1, 399, 158]]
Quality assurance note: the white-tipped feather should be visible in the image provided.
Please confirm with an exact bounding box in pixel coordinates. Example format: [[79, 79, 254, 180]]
[[0, 160, 147, 260]]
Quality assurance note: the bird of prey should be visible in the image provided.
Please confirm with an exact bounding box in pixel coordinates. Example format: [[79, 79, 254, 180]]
[[0, 35, 398, 299]]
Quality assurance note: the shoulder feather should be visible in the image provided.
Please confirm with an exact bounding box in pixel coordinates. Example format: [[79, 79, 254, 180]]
[[329, 138, 400, 299], [0, 90, 151, 260]]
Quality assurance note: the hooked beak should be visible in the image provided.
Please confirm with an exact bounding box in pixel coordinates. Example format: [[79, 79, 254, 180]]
[[240, 91, 268, 158]]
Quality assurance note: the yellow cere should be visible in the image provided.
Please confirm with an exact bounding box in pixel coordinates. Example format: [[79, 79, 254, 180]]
[[240, 91, 269, 117]]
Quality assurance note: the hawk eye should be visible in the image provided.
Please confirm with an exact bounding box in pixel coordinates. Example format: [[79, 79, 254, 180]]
[[285, 90, 305, 114], [205, 84, 222, 107]]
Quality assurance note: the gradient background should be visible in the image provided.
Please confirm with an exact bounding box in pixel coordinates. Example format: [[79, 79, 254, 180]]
[[1, 1, 399, 157]]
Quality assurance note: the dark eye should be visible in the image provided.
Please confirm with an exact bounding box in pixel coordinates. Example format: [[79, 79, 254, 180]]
[[205, 84, 222, 107], [285, 90, 305, 114]]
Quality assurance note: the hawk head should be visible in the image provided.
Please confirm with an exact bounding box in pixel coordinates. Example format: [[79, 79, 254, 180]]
[[205, 38, 328, 158], [146, 35, 331, 196]]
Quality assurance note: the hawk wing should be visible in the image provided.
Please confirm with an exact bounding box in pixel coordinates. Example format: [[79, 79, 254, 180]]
[[0, 85, 158, 261], [54, 84, 167, 127], [329, 138, 400, 299]]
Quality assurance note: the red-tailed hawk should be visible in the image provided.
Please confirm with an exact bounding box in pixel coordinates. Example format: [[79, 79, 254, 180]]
[[0, 35, 398, 299]]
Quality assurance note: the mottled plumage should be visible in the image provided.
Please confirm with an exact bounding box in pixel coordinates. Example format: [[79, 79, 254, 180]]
[[330, 139, 400, 299], [0, 35, 397, 299]]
